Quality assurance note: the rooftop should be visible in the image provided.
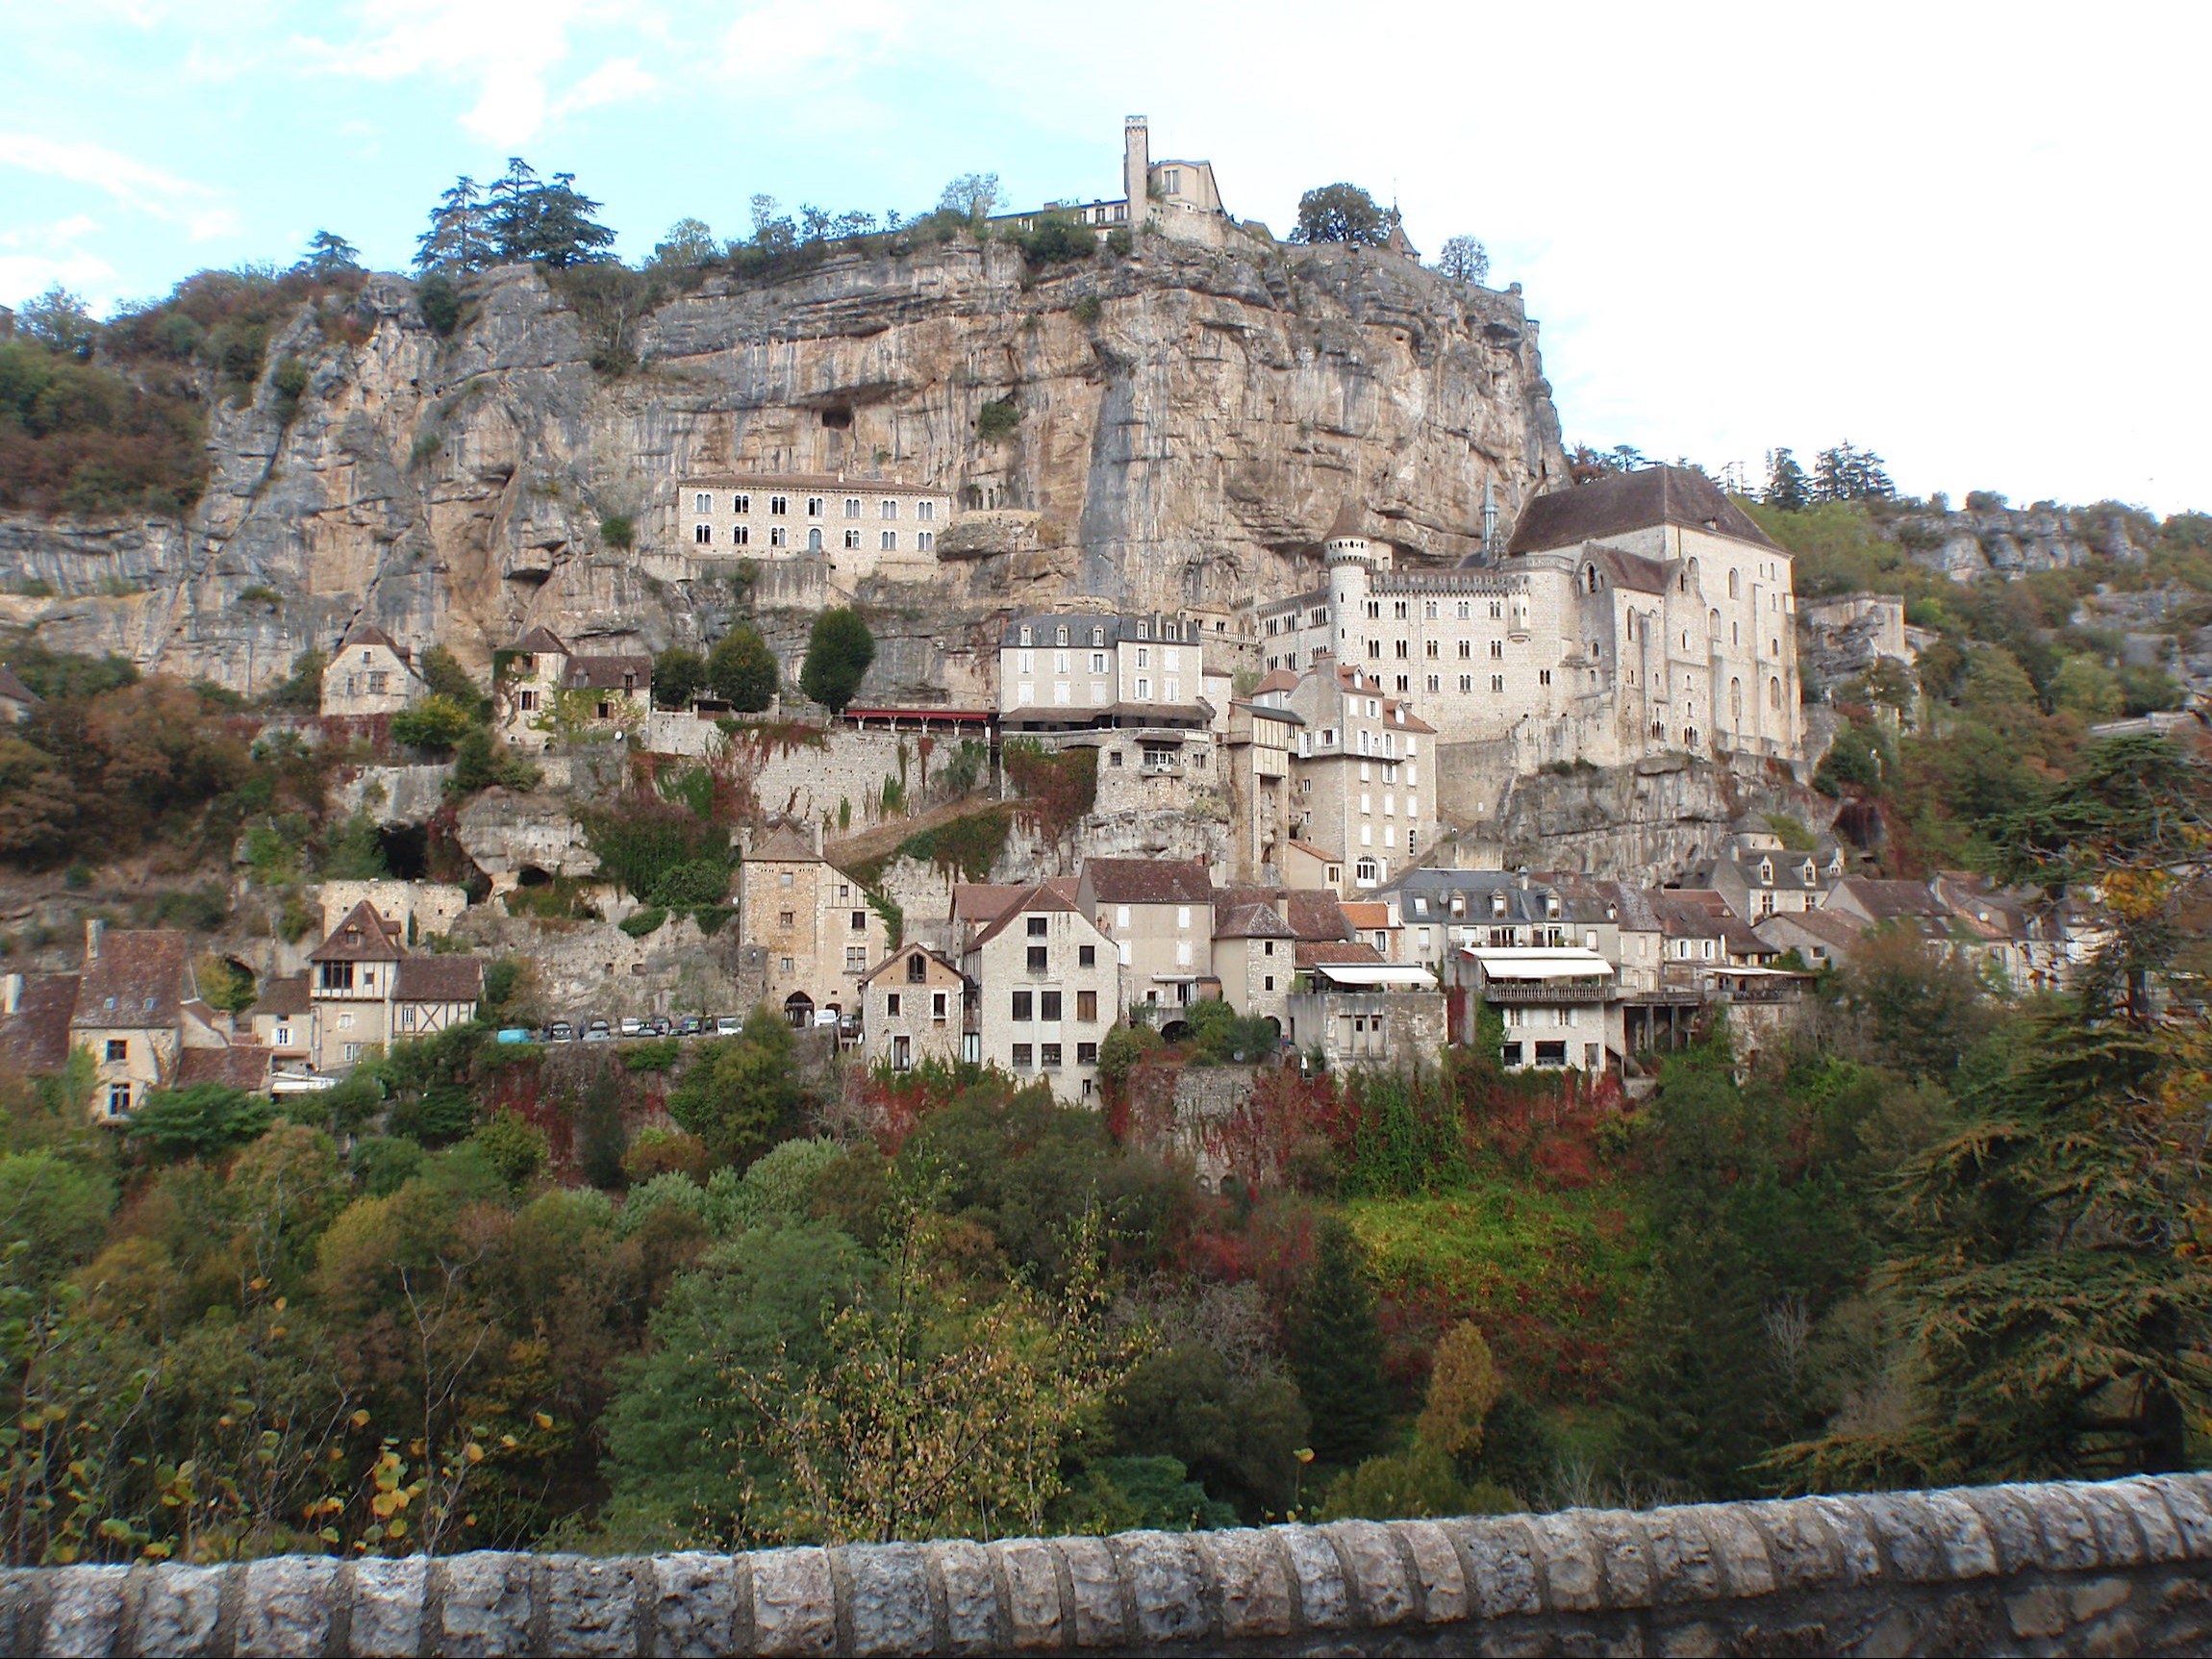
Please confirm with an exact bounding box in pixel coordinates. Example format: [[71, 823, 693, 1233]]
[[1084, 859, 1214, 906], [310, 902, 406, 964], [393, 957, 485, 1003], [1507, 465, 1780, 557], [73, 930, 193, 1028]]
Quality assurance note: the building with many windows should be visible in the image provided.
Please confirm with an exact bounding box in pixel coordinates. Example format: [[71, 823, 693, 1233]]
[[736, 825, 889, 1029], [676, 475, 952, 574], [961, 882, 1119, 1102], [1254, 660, 1438, 893], [858, 943, 974, 1072], [1253, 468, 1804, 787]]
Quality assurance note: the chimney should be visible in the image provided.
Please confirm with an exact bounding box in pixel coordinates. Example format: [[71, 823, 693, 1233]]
[[812, 818, 825, 858], [2, 973, 19, 1018], [86, 917, 103, 962]]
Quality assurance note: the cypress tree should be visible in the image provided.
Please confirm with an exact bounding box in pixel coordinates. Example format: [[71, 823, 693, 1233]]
[[1285, 1218, 1391, 1466]]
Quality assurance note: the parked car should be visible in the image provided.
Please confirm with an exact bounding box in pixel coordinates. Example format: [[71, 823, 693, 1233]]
[[546, 1020, 575, 1043], [584, 1018, 613, 1042], [645, 1017, 673, 1037], [715, 1016, 743, 1036], [811, 1010, 841, 1029], [618, 1017, 646, 1038], [676, 1016, 704, 1037], [495, 1028, 534, 1044]]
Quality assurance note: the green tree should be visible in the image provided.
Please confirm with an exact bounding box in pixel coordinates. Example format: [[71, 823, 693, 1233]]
[[416, 645, 489, 719], [1291, 184, 1394, 247], [1433, 235, 1488, 284], [1284, 1218, 1389, 1466], [1765, 447, 1811, 513], [1775, 1018, 2212, 1488], [390, 694, 475, 752], [415, 176, 491, 274], [2049, 655, 2123, 719], [666, 1011, 805, 1167], [126, 1084, 277, 1161], [297, 231, 362, 279], [487, 158, 616, 267], [707, 627, 778, 711], [651, 217, 718, 266], [15, 285, 98, 356], [936, 173, 1000, 221], [578, 1066, 627, 1190], [1811, 441, 1896, 503], [470, 1110, 547, 1189], [798, 608, 874, 716], [264, 647, 327, 713], [653, 646, 708, 710]]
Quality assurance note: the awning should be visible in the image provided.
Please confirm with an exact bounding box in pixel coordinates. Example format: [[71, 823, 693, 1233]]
[[1308, 964, 1437, 987], [1463, 948, 1616, 981]]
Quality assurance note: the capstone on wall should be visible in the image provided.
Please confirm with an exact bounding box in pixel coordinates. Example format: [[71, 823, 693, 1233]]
[[8, 1474, 2209, 1656]]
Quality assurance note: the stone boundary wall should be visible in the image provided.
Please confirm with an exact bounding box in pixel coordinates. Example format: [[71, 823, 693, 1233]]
[[4, 1475, 2209, 1656]]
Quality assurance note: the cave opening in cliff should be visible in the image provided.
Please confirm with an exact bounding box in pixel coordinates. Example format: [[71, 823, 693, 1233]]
[[515, 865, 552, 889], [378, 825, 429, 881], [820, 407, 853, 430]]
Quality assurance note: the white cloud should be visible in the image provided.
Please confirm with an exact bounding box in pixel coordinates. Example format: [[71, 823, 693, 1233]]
[[0, 134, 237, 240], [0, 249, 119, 309], [292, 0, 664, 145], [0, 214, 101, 249]]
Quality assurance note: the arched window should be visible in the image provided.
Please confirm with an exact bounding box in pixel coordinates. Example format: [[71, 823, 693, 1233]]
[[1730, 677, 1743, 722], [1770, 676, 1783, 710], [1354, 858, 1379, 886], [1709, 608, 1722, 639], [1727, 567, 1740, 599], [783, 992, 815, 1028]]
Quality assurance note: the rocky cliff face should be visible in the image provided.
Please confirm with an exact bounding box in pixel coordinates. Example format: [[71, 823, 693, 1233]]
[[0, 235, 1567, 699]]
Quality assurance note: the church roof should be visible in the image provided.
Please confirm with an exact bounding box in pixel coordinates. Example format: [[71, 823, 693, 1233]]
[[1323, 499, 1368, 540], [1507, 465, 1779, 556], [1585, 545, 1672, 595]]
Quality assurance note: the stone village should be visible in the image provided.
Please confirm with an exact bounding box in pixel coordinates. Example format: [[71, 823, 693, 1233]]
[[0, 122, 2114, 1122]]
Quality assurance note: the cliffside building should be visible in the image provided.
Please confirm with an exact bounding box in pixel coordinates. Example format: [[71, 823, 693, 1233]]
[[736, 826, 890, 1029], [858, 943, 973, 1072], [320, 625, 426, 719], [961, 882, 1119, 1103], [676, 475, 951, 571], [989, 117, 1229, 245], [498, 627, 651, 751], [1254, 469, 1804, 789], [1255, 661, 1439, 893], [307, 902, 484, 1070]]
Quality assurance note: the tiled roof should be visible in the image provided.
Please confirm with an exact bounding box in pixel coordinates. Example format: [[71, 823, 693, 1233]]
[[858, 943, 966, 989], [73, 931, 192, 1028], [0, 973, 79, 1074], [393, 957, 484, 1003], [1508, 465, 1779, 556], [0, 666, 39, 705], [1214, 903, 1298, 942], [1340, 902, 1393, 929], [178, 1046, 271, 1091], [1296, 940, 1385, 968], [1215, 887, 1354, 942], [749, 826, 820, 864], [1084, 859, 1214, 906], [561, 655, 652, 691], [1757, 910, 1867, 951], [1586, 545, 1672, 595], [249, 974, 312, 1018], [1324, 498, 1369, 540], [952, 884, 1030, 927], [339, 623, 408, 658], [510, 626, 569, 656], [969, 882, 1084, 948], [311, 902, 405, 963], [1830, 878, 1948, 920], [1252, 669, 1300, 697]]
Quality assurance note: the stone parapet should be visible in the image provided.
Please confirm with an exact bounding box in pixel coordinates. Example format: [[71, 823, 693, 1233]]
[[2, 1475, 2208, 1655]]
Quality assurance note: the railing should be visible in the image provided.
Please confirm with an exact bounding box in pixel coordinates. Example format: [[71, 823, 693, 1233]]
[[1481, 978, 1611, 1004]]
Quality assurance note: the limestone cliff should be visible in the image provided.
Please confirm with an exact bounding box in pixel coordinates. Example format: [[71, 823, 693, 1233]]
[[0, 235, 1567, 701]]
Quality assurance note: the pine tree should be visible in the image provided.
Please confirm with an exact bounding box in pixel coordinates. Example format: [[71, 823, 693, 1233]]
[[1285, 1218, 1390, 1466], [415, 176, 490, 274], [1811, 441, 1896, 504], [1765, 447, 1811, 512], [487, 158, 542, 264], [298, 230, 362, 279], [526, 173, 616, 267]]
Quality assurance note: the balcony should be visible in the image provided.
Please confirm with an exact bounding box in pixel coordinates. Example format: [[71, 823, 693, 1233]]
[[1479, 977, 1611, 1004]]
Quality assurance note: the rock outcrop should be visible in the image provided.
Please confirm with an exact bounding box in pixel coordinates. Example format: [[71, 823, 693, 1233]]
[[0, 235, 1568, 706]]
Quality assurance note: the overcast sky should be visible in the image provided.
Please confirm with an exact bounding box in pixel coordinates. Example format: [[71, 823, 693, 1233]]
[[5, 1, 2202, 514]]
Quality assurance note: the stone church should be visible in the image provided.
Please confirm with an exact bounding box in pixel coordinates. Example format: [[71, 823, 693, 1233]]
[[1254, 466, 1803, 792]]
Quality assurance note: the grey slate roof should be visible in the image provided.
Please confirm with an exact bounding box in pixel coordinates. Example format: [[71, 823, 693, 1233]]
[[1508, 465, 1779, 556]]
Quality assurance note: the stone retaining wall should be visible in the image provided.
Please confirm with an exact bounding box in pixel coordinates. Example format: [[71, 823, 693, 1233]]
[[3, 1475, 2208, 1655]]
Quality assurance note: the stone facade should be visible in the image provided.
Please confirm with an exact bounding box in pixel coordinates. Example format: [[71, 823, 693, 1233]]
[[858, 943, 971, 1071], [318, 626, 424, 718], [736, 828, 888, 1027], [962, 883, 1119, 1103], [675, 475, 952, 573], [27, 1472, 2199, 1655], [1258, 468, 1804, 790], [1267, 663, 1438, 893], [1285, 979, 1447, 1071]]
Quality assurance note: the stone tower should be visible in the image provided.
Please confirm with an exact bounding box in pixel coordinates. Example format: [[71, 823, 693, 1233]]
[[1322, 500, 1374, 630], [1124, 116, 1150, 225]]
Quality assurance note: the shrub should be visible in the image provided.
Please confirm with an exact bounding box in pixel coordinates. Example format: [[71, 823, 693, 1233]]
[[624, 1037, 681, 1073], [447, 727, 541, 795], [390, 694, 476, 751], [471, 1108, 548, 1188], [976, 397, 1021, 442], [599, 513, 635, 550], [127, 1084, 277, 1161], [1071, 293, 1103, 325], [618, 907, 667, 938], [238, 584, 282, 606], [622, 1126, 711, 1183], [269, 355, 311, 418], [416, 273, 463, 337]]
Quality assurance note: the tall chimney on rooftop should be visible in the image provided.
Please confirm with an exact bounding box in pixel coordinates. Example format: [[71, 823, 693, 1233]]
[[86, 917, 103, 963]]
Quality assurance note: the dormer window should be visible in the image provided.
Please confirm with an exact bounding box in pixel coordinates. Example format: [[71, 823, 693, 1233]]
[[1491, 892, 1507, 917], [1759, 861, 1773, 885], [1019, 626, 1033, 646], [1137, 621, 1150, 641], [1091, 626, 1104, 646], [1055, 625, 1068, 646]]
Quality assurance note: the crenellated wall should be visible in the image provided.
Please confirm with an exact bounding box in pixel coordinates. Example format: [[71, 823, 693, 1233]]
[[3, 1475, 2207, 1655]]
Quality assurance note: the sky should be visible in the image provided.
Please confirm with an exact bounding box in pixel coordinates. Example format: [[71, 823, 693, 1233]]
[[4, 0, 2204, 514]]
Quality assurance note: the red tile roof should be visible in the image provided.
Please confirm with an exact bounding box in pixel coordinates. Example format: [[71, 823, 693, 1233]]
[[0, 973, 79, 1074], [969, 882, 1084, 948], [311, 902, 406, 963], [178, 1046, 272, 1092], [393, 957, 484, 1004]]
